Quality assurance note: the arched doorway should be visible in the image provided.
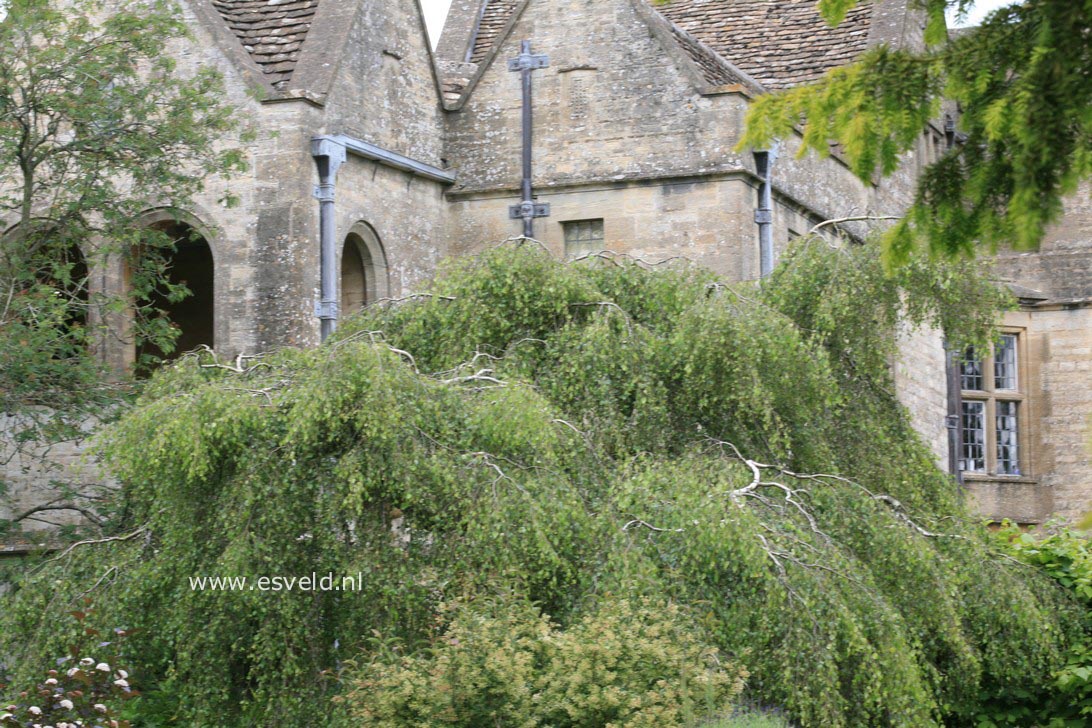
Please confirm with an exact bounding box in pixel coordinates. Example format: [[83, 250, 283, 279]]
[[2, 222, 90, 356], [340, 223, 388, 317], [53, 241, 90, 341], [134, 219, 214, 368]]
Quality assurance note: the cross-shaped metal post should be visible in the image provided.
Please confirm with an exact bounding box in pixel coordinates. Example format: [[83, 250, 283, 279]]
[[508, 40, 550, 238]]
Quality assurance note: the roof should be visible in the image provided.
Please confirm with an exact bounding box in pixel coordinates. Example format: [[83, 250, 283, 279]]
[[662, 12, 760, 88], [657, 0, 874, 90], [446, 0, 875, 100], [468, 0, 520, 64], [210, 0, 320, 90]]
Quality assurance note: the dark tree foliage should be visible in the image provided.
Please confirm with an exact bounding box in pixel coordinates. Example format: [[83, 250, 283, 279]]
[[739, 0, 1092, 264], [0, 241, 1082, 727], [0, 0, 245, 414]]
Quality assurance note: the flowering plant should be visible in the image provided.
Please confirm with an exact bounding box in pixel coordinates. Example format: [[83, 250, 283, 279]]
[[0, 604, 135, 728]]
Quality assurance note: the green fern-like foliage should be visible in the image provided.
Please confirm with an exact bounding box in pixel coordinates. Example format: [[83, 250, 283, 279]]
[[737, 0, 1092, 265]]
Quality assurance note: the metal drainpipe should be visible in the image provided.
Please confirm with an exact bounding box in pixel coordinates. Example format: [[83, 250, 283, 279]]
[[754, 143, 779, 278], [519, 41, 534, 238], [944, 341, 965, 486], [311, 137, 347, 342]]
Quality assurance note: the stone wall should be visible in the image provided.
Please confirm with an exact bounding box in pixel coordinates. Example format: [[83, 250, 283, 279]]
[[1030, 304, 1092, 522], [893, 321, 950, 469], [0, 415, 110, 548]]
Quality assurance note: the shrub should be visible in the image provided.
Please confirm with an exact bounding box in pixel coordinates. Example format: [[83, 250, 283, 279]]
[[985, 525, 1092, 725], [343, 594, 746, 727], [0, 606, 136, 727]]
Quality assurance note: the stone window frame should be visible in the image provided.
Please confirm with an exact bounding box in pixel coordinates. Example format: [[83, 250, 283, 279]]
[[562, 218, 605, 260], [960, 328, 1029, 478], [339, 221, 390, 314]]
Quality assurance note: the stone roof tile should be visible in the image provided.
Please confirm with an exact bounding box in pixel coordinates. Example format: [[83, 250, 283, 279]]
[[666, 20, 755, 88], [468, 0, 520, 64], [657, 0, 873, 90], [211, 0, 320, 90]]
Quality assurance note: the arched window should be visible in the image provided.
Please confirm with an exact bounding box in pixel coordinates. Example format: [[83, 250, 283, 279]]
[[53, 241, 90, 336], [340, 222, 389, 316], [133, 217, 215, 368], [1, 222, 90, 354]]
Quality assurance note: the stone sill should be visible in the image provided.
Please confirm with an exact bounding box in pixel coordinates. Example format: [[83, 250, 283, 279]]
[[962, 474, 1040, 486]]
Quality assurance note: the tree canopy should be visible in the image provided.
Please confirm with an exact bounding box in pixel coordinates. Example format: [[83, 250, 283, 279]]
[[1, 241, 1084, 726], [0, 0, 246, 539], [738, 0, 1092, 264], [0, 0, 245, 415]]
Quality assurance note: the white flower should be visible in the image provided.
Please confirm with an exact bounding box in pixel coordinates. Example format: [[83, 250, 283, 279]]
[[113, 678, 129, 689], [78, 658, 93, 667], [44, 678, 58, 686], [115, 669, 128, 680], [29, 705, 43, 715], [58, 699, 74, 710], [93, 703, 108, 713], [95, 663, 110, 672], [65, 668, 79, 677], [0, 713, 11, 721]]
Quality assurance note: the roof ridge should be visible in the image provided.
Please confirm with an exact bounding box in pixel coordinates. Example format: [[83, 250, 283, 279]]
[[210, 0, 320, 91]]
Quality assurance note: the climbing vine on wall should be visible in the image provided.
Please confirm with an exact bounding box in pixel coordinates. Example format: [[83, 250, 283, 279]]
[[0, 239, 1079, 727]]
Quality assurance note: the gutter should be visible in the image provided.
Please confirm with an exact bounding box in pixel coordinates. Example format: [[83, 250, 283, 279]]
[[310, 135, 455, 341]]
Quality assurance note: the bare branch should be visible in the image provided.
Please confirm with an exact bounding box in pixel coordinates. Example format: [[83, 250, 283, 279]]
[[808, 215, 901, 236], [9, 502, 104, 528], [41, 524, 150, 566], [623, 518, 684, 534]]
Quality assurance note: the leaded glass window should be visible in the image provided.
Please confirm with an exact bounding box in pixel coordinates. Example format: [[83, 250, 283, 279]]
[[961, 347, 984, 391], [563, 219, 605, 259], [957, 331, 1025, 478], [994, 334, 1018, 390], [960, 401, 986, 472], [996, 401, 1020, 475]]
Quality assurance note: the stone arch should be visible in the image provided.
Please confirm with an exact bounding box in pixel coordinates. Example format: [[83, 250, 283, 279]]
[[1, 220, 90, 331], [130, 209, 217, 368], [340, 221, 389, 316]]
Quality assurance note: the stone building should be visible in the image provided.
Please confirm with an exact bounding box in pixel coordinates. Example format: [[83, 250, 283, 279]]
[[1, 0, 1088, 545]]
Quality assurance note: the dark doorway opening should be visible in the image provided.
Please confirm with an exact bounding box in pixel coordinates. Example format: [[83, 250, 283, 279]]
[[135, 221, 214, 369], [341, 232, 376, 316]]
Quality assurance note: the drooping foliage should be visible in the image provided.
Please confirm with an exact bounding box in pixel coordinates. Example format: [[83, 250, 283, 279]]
[[738, 0, 1092, 264], [0, 240, 1082, 727]]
